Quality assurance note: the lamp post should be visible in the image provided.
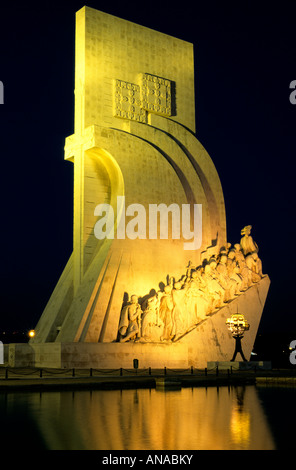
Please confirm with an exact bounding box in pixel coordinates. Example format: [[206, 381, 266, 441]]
[[226, 314, 250, 362]]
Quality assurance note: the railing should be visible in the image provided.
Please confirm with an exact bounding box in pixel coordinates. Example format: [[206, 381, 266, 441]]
[[0, 364, 267, 380]]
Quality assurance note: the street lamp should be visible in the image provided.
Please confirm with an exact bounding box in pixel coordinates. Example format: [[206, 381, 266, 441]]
[[226, 314, 250, 362]]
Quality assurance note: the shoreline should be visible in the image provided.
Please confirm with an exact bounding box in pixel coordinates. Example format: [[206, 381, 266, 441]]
[[0, 367, 295, 392]]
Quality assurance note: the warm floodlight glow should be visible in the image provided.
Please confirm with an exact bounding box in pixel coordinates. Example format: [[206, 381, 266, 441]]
[[28, 330, 35, 338], [230, 407, 251, 447]]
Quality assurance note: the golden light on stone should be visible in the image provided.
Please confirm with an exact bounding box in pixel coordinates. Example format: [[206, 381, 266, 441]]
[[6, 6, 270, 370]]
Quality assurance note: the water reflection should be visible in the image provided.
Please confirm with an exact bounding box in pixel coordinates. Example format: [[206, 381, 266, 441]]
[[230, 388, 251, 447], [0, 386, 276, 450]]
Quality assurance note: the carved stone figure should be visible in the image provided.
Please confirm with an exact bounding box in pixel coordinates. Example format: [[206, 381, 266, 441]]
[[219, 243, 232, 256], [231, 244, 251, 290], [240, 225, 258, 256], [227, 254, 243, 295], [118, 295, 142, 342], [184, 271, 209, 327], [118, 226, 264, 343], [245, 253, 262, 283], [141, 294, 163, 341], [252, 252, 263, 277], [214, 255, 236, 302], [185, 261, 195, 281], [233, 244, 245, 264], [194, 266, 208, 291], [171, 282, 187, 339], [202, 263, 225, 310], [159, 285, 174, 341]]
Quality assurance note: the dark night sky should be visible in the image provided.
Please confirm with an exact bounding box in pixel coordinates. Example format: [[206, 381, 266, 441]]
[[0, 0, 295, 339]]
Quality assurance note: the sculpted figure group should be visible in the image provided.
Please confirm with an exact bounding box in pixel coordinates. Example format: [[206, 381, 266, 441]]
[[118, 226, 264, 343]]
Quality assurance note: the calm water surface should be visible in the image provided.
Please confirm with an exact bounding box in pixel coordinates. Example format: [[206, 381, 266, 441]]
[[0, 385, 294, 450]]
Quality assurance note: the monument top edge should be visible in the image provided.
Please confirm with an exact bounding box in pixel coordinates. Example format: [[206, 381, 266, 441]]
[[77, 5, 194, 47]]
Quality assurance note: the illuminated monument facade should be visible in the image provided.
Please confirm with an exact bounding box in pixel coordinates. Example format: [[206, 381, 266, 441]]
[[10, 7, 270, 368]]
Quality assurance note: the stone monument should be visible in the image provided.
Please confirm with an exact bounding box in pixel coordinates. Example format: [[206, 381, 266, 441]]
[[8, 7, 270, 369]]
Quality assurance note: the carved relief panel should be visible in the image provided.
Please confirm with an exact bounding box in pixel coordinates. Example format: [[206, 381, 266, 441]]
[[141, 73, 172, 117], [113, 79, 147, 123], [113, 74, 174, 123]]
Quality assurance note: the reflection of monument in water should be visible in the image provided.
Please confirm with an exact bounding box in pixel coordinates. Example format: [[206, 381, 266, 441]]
[[9, 6, 270, 368], [27, 387, 275, 450]]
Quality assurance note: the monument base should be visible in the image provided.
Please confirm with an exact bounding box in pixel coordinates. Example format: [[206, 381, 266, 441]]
[[207, 361, 272, 370], [7, 342, 189, 369]]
